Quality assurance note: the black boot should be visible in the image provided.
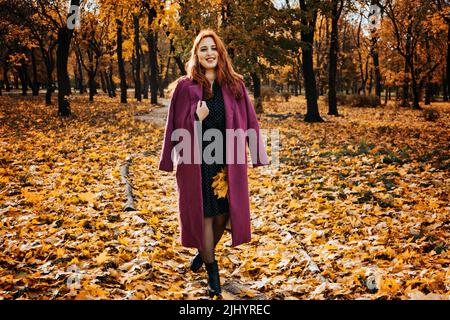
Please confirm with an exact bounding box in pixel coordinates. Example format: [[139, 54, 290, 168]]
[[190, 251, 203, 272], [205, 260, 222, 298]]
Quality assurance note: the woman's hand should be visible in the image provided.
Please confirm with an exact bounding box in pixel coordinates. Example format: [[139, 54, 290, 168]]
[[195, 100, 209, 121]]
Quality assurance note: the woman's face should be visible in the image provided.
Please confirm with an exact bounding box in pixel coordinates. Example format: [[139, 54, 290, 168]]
[[197, 36, 218, 71]]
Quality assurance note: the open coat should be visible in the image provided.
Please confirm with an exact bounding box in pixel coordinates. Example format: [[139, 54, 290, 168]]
[[158, 76, 269, 251]]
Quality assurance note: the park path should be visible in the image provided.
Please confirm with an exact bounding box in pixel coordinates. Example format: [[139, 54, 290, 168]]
[[134, 98, 170, 126]]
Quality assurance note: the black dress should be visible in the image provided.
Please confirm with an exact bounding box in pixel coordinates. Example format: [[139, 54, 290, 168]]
[[196, 81, 229, 217]]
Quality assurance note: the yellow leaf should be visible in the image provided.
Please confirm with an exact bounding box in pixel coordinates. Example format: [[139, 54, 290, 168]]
[[95, 250, 109, 265], [212, 167, 228, 199], [118, 236, 129, 245], [324, 244, 338, 251], [56, 248, 65, 258], [79, 192, 96, 204], [22, 189, 42, 204]]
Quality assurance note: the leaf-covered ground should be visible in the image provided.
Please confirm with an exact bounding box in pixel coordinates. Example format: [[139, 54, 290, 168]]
[[0, 94, 448, 300]]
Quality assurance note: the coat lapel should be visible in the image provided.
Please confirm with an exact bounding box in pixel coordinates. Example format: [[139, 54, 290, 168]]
[[188, 83, 202, 116]]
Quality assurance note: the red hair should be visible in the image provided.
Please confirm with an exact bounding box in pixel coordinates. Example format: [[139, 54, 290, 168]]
[[168, 29, 244, 100]]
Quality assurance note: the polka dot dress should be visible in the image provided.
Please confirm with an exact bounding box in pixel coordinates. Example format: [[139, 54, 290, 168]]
[[199, 80, 229, 217]]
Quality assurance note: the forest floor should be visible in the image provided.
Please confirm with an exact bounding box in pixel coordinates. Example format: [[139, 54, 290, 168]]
[[0, 93, 449, 300]]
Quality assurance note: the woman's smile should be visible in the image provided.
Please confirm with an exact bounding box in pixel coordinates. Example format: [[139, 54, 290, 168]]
[[198, 36, 218, 70]]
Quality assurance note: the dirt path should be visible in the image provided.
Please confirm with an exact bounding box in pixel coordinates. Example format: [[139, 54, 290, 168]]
[[134, 98, 170, 126]]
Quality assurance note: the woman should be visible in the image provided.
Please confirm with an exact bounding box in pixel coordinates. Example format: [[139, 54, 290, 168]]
[[158, 29, 269, 298]]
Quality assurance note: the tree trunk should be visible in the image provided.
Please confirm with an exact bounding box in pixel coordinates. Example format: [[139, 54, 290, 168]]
[[104, 66, 113, 97], [105, 72, 112, 97], [293, 61, 299, 96], [411, 65, 421, 110], [368, 69, 373, 95], [116, 20, 127, 103], [328, 0, 341, 116], [3, 62, 11, 91], [45, 67, 53, 105], [356, 17, 367, 96], [41, 43, 55, 105], [370, 0, 381, 105], [315, 15, 324, 97], [425, 83, 432, 105], [76, 45, 85, 94], [100, 71, 107, 93], [372, 50, 381, 102], [31, 48, 39, 96], [139, 45, 149, 99], [443, 20, 450, 102], [400, 25, 412, 108], [17, 59, 28, 96], [174, 56, 185, 76], [147, 8, 159, 104], [56, 0, 80, 116], [251, 72, 263, 114], [88, 71, 95, 102], [162, 54, 171, 92], [104, 70, 113, 98], [299, 3, 322, 123], [14, 72, 19, 90], [143, 70, 149, 99], [108, 62, 116, 97], [56, 27, 73, 116], [424, 33, 432, 106], [158, 74, 165, 98], [74, 68, 79, 91], [443, 72, 448, 102], [401, 62, 410, 106], [385, 86, 389, 104], [133, 14, 142, 102]]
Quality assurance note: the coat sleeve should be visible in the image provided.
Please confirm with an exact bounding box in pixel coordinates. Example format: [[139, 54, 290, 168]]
[[158, 82, 182, 172], [242, 82, 270, 168]]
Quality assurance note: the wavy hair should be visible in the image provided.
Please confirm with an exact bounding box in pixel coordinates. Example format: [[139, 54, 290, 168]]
[[168, 29, 244, 100]]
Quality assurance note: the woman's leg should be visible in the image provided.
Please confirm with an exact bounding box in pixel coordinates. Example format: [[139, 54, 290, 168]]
[[213, 212, 229, 248], [199, 216, 215, 264]]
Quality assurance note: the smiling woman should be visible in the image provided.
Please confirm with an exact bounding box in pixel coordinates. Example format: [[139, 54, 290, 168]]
[[159, 29, 269, 299], [198, 37, 218, 72]]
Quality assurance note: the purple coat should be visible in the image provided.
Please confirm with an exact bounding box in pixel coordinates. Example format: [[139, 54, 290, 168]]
[[158, 77, 269, 251]]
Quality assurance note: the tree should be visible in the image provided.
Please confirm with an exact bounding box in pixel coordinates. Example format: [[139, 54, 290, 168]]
[[222, 0, 285, 113], [381, 0, 445, 108], [133, 13, 142, 102], [76, 9, 107, 102], [143, 3, 160, 105], [367, 0, 382, 105], [327, 0, 345, 115], [432, 0, 450, 101], [31, 0, 81, 115], [116, 18, 127, 103], [0, 0, 58, 104], [299, 0, 324, 122], [56, 0, 80, 115]]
